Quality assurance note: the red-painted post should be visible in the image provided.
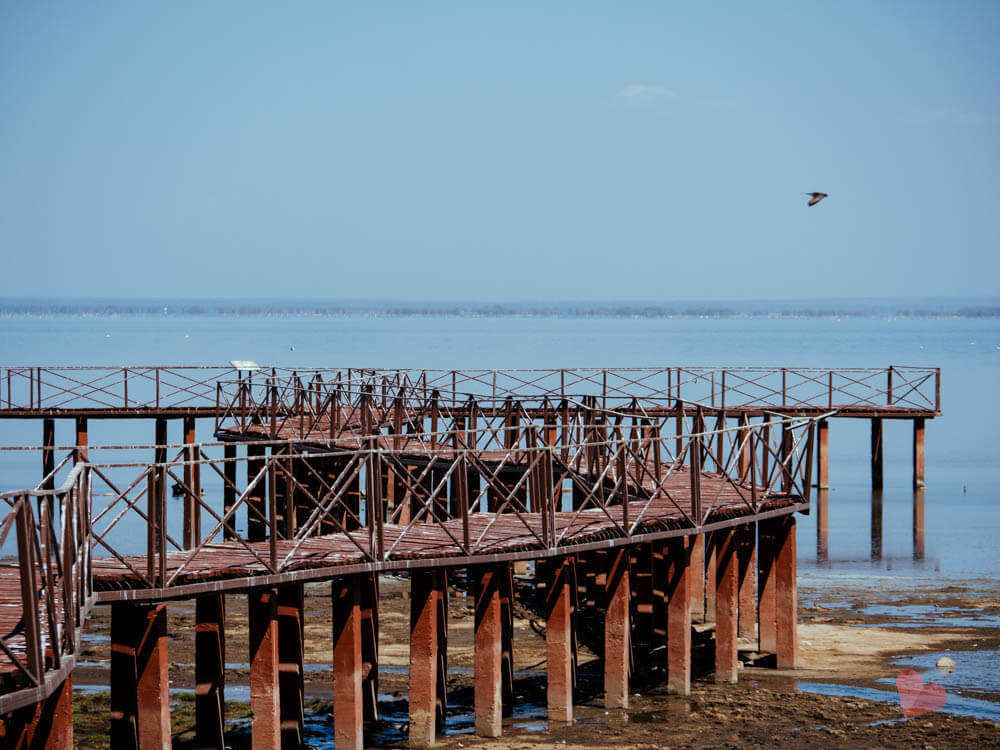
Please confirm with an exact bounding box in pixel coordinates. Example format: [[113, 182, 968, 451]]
[[758, 522, 777, 654], [249, 588, 281, 750], [775, 516, 799, 669], [195, 593, 226, 749], [737, 524, 757, 640], [689, 533, 705, 619], [714, 529, 739, 683], [913, 418, 926, 489], [409, 570, 445, 748], [545, 556, 575, 722], [277, 584, 305, 748], [666, 537, 692, 695], [361, 572, 379, 722], [604, 548, 630, 708], [333, 575, 364, 750], [110, 603, 171, 749], [817, 419, 829, 489], [474, 565, 503, 737]]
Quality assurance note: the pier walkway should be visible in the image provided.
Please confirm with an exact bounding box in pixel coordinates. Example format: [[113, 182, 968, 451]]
[[0, 366, 937, 748]]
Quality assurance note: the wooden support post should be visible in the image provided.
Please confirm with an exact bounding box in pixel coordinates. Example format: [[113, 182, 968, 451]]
[[872, 490, 883, 561], [913, 417, 926, 489], [775, 516, 798, 669], [409, 570, 446, 749], [75, 416, 88, 463], [817, 489, 829, 561], [110, 603, 170, 750], [249, 588, 281, 750], [277, 584, 305, 749], [154, 417, 167, 466], [666, 537, 692, 695], [183, 416, 201, 549], [913, 488, 925, 560], [360, 573, 379, 722], [757, 522, 777, 654], [704, 532, 717, 622], [195, 594, 226, 750], [499, 562, 514, 714], [474, 565, 503, 737], [737, 412, 750, 481], [689, 533, 705, 619], [545, 556, 575, 723], [651, 541, 668, 660], [631, 543, 654, 659], [41, 418, 54, 492], [604, 547, 630, 709], [224, 444, 237, 541], [0, 674, 74, 749], [333, 575, 364, 750], [737, 523, 757, 639], [817, 419, 829, 489], [871, 417, 884, 490], [247, 444, 267, 542], [714, 529, 739, 683]]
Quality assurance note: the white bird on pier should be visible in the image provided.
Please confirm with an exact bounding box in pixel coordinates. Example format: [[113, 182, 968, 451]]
[[806, 192, 828, 207]]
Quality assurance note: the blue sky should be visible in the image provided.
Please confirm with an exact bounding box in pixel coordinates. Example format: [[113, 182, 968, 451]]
[[1, 2, 998, 302]]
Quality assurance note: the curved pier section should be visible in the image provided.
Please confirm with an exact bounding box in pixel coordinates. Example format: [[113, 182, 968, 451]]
[[0, 366, 938, 748]]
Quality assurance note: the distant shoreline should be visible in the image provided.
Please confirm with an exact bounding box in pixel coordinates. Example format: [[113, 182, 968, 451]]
[[1, 299, 998, 320]]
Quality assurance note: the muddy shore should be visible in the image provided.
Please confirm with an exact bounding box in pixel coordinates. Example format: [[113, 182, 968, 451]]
[[71, 575, 999, 748]]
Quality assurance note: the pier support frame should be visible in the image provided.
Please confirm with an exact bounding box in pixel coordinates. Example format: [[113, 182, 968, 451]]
[[689, 534, 705, 619], [759, 516, 798, 668], [110, 603, 170, 750], [474, 564, 503, 737], [409, 570, 446, 749], [545, 556, 575, 723], [737, 523, 756, 639], [757, 523, 777, 654], [774, 516, 798, 669], [361, 573, 379, 722], [249, 588, 280, 750], [604, 548, 630, 709], [666, 537, 692, 695], [816, 419, 829, 489], [0, 675, 74, 750], [704, 533, 717, 622], [714, 529, 739, 683], [277, 584, 305, 749], [871, 417, 884, 490], [333, 575, 364, 750], [195, 593, 226, 750], [913, 417, 926, 488]]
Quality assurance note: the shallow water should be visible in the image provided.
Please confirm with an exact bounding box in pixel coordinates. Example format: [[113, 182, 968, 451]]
[[797, 681, 1000, 721]]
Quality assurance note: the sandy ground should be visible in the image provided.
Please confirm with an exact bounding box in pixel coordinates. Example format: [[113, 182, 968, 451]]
[[71, 575, 1000, 748]]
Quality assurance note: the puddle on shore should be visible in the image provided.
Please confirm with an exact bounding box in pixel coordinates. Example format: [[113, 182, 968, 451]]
[[796, 681, 1000, 721], [884, 650, 1000, 698]]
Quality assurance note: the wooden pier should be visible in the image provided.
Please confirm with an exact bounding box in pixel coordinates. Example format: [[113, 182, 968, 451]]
[[0, 366, 938, 748]]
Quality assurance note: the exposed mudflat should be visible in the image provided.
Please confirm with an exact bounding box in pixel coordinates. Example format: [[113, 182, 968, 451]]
[[70, 574, 999, 748]]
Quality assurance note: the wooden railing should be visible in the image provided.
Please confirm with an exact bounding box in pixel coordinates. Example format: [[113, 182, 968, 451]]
[[96, 399, 817, 587], [0, 461, 95, 713], [0, 366, 940, 415]]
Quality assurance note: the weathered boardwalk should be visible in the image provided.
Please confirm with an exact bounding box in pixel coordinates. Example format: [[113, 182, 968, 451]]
[[0, 365, 937, 749]]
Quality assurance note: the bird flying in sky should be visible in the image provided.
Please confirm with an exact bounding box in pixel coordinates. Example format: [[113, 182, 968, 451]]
[[806, 192, 828, 206]]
